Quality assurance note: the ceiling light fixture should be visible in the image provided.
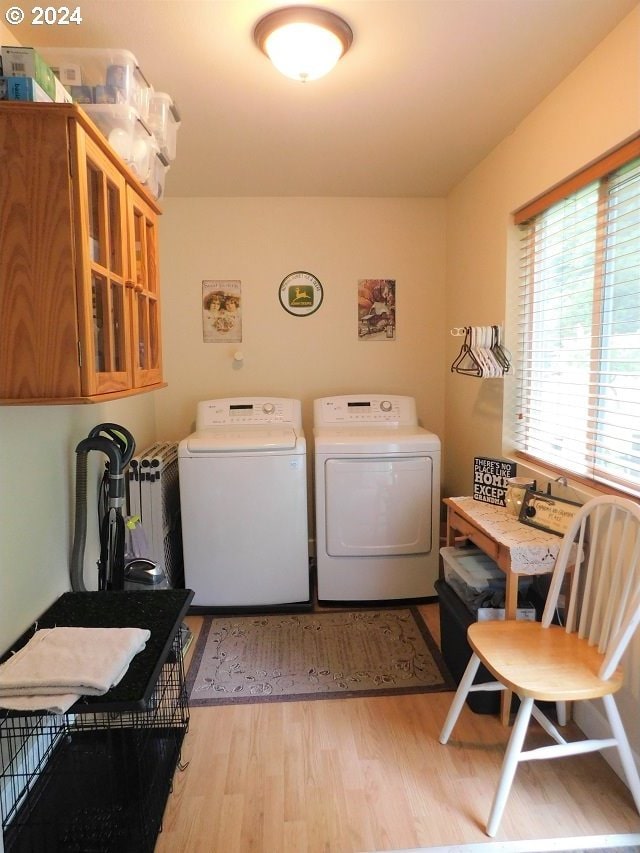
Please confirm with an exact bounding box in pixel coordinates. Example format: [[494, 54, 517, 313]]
[[254, 5, 353, 82]]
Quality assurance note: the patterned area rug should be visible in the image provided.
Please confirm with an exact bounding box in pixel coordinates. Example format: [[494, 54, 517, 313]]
[[186, 607, 454, 706]]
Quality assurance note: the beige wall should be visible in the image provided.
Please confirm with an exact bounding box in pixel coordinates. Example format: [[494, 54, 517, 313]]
[[444, 6, 640, 771], [156, 196, 447, 443], [0, 397, 157, 652], [444, 5, 640, 499], [155, 197, 447, 540], [0, 18, 19, 46]]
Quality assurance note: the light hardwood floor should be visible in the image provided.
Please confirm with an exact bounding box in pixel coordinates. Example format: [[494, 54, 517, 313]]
[[156, 604, 640, 852]]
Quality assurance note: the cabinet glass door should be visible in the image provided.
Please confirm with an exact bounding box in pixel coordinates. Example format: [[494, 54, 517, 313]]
[[91, 274, 126, 373], [128, 189, 162, 387], [82, 138, 131, 394]]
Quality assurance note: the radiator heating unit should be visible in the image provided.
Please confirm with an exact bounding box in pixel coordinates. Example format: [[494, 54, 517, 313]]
[[128, 442, 184, 589]]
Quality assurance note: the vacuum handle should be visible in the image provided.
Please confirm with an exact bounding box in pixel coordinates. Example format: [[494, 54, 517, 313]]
[[87, 423, 136, 469]]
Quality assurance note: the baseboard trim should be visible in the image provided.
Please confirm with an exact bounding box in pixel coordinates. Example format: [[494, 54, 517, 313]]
[[390, 833, 640, 852]]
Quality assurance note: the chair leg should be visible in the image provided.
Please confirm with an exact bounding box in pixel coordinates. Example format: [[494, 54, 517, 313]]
[[486, 696, 534, 837], [439, 653, 481, 744], [603, 693, 640, 814]]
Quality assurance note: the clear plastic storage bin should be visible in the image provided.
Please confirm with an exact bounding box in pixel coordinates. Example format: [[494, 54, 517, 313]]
[[439, 546, 535, 620], [440, 546, 505, 592], [146, 153, 170, 201], [83, 103, 156, 183], [147, 92, 180, 161], [39, 47, 151, 120]]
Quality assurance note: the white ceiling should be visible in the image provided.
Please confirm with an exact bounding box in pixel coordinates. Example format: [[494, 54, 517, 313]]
[[9, 0, 638, 198]]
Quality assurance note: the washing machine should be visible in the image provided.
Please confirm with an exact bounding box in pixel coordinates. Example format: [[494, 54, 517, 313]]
[[178, 397, 309, 609], [314, 394, 441, 602]]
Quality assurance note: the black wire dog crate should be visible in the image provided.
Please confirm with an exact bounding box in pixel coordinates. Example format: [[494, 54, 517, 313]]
[[0, 590, 193, 853]]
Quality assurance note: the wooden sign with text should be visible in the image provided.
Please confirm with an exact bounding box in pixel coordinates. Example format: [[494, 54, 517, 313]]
[[473, 457, 517, 507], [519, 491, 582, 536]]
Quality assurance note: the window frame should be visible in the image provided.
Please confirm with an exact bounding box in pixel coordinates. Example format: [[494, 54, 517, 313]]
[[512, 132, 640, 498]]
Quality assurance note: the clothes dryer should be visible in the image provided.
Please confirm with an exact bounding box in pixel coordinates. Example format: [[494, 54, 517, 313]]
[[314, 394, 440, 601], [178, 397, 309, 609]]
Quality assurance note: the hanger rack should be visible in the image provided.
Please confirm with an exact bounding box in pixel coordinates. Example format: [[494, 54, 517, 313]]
[[450, 325, 511, 377]]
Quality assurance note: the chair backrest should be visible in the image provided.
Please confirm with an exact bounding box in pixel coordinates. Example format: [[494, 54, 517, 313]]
[[542, 495, 640, 680]]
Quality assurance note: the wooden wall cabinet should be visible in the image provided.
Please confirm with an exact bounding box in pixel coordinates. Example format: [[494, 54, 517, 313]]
[[0, 103, 165, 404]]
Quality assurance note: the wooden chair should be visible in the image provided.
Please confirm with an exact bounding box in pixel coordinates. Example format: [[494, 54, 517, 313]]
[[439, 494, 640, 837]]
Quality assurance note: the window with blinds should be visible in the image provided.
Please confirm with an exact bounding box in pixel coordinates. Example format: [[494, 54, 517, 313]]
[[514, 145, 640, 496]]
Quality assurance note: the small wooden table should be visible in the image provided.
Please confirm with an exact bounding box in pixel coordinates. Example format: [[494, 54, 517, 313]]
[[443, 496, 564, 723]]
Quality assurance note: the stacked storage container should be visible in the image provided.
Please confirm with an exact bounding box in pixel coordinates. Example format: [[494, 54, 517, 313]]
[[436, 546, 535, 713], [39, 47, 180, 199], [146, 92, 180, 199]]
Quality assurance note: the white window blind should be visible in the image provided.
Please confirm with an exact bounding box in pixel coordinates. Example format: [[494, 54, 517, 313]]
[[515, 153, 640, 495]]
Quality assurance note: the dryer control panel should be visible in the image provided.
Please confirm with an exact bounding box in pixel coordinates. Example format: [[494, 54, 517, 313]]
[[196, 397, 302, 430], [313, 395, 417, 427]]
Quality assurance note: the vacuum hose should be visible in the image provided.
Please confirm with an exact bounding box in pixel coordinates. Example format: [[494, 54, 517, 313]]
[[70, 450, 89, 592], [69, 425, 135, 592]]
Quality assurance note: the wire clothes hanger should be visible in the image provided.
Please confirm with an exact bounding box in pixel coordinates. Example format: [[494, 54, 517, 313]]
[[450, 326, 511, 377], [450, 327, 483, 376]]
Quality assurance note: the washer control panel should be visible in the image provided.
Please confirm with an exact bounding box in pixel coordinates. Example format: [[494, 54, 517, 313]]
[[196, 397, 302, 430], [314, 395, 418, 426]]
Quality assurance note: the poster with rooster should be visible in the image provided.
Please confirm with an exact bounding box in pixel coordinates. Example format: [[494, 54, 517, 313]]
[[358, 279, 396, 340]]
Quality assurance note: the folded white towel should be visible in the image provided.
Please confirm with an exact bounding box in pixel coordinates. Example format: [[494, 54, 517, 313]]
[[0, 626, 151, 700], [0, 692, 80, 715]]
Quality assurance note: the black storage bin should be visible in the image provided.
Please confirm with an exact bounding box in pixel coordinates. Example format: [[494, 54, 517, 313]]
[[435, 578, 500, 714]]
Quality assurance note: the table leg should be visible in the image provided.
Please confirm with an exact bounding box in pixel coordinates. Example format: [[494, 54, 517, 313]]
[[504, 572, 518, 620], [500, 690, 512, 724], [445, 506, 455, 547]]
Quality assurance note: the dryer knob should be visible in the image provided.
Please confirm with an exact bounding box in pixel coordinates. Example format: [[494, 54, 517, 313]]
[[262, 403, 275, 414], [380, 400, 393, 412]]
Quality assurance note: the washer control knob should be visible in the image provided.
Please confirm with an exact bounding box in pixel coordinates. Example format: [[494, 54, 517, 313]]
[[380, 400, 393, 412], [262, 402, 275, 415]]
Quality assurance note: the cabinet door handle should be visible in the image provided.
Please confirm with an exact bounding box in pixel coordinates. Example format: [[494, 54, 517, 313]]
[[125, 279, 135, 289]]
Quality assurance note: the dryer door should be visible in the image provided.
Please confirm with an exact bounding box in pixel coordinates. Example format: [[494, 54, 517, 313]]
[[324, 456, 433, 556]]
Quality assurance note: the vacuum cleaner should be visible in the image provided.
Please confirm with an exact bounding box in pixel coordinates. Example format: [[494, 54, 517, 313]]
[[70, 423, 136, 592]]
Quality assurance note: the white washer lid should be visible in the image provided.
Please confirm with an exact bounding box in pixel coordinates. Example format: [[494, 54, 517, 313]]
[[186, 427, 298, 452]]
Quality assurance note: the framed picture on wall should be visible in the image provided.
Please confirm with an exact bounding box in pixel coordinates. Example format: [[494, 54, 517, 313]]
[[278, 271, 324, 317], [202, 280, 242, 343], [358, 279, 396, 340]]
